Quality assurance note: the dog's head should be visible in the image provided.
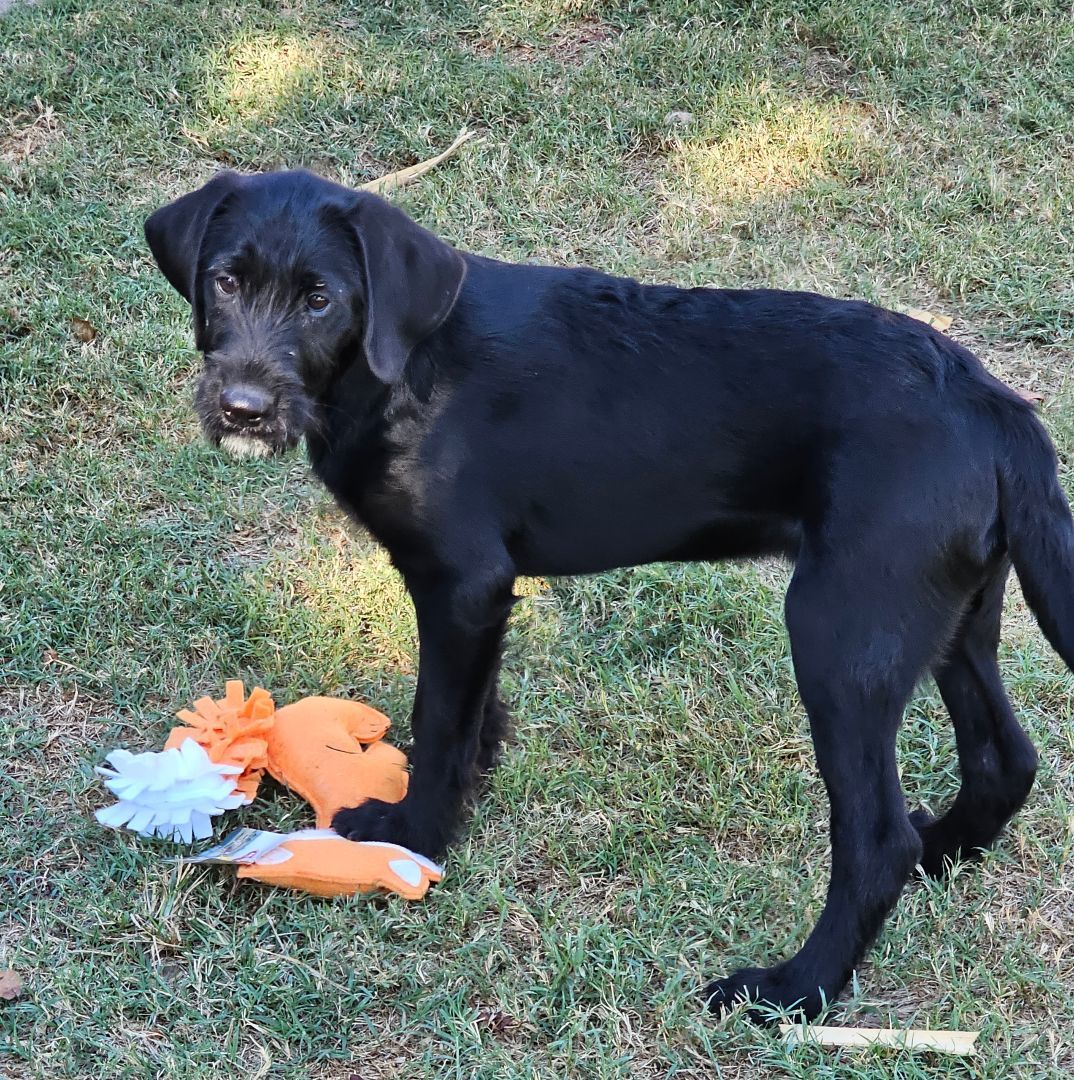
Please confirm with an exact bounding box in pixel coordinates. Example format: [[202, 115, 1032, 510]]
[[145, 170, 466, 457]]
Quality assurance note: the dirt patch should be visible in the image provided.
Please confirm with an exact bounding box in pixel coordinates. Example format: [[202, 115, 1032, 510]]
[[466, 32, 539, 64], [548, 17, 616, 66], [0, 99, 59, 165], [802, 45, 857, 96], [467, 17, 617, 67]]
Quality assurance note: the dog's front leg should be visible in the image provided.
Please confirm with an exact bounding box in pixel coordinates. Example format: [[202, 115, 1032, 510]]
[[333, 566, 515, 857]]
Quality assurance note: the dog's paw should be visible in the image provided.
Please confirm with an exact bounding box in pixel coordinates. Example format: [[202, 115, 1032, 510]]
[[704, 966, 826, 1024], [331, 799, 446, 858]]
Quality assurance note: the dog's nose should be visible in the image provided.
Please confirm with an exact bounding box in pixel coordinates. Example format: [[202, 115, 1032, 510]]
[[220, 385, 272, 426]]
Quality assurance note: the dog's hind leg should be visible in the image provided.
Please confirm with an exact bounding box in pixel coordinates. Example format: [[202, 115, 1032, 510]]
[[911, 563, 1038, 876], [476, 677, 511, 781], [706, 549, 952, 1022]]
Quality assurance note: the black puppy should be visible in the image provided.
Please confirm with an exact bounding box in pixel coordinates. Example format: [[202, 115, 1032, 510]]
[[145, 169, 1074, 1021]]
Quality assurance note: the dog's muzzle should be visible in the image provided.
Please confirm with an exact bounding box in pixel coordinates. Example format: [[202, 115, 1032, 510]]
[[195, 370, 303, 458]]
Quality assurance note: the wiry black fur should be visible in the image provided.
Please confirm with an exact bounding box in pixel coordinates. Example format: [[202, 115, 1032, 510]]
[[145, 169, 1074, 1023]]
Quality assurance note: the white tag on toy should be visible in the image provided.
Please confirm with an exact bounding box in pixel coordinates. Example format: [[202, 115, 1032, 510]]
[[175, 828, 290, 865], [176, 827, 357, 865]]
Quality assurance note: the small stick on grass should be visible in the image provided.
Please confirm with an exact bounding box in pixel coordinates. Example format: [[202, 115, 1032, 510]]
[[360, 128, 480, 195], [780, 1024, 979, 1056]]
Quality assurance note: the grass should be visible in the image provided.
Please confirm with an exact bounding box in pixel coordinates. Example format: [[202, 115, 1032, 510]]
[[1, 0, 1073, 1076]]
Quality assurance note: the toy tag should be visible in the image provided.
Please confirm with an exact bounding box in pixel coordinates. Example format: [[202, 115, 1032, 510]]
[[174, 827, 290, 865], [174, 827, 351, 865]]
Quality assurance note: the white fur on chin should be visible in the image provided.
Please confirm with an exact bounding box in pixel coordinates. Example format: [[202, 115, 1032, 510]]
[[219, 433, 272, 460]]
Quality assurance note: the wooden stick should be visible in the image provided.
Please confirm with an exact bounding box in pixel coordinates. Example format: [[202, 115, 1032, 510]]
[[780, 1024, 979, 1056], [360, 128, 480, 195]]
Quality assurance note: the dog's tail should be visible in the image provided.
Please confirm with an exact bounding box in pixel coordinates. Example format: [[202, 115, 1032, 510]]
[[998, 401, 1074, 672]]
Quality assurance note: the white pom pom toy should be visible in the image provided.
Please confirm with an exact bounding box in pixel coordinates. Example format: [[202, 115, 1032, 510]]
[[94, 738, 247, 844]]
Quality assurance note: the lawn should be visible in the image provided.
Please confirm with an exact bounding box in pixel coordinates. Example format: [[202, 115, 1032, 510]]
[[1, 0, 1073, 1077]]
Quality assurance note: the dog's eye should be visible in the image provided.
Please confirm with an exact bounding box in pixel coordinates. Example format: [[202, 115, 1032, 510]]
[[307, 292, 330, 313], [215, 274, 238, 296]]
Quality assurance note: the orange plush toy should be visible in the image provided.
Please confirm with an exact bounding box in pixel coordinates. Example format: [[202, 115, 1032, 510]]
[[236, 831, 441, 899], [265, 695, 408, 827], [163, 681, 408, 824], [101, 681, 435, 900]]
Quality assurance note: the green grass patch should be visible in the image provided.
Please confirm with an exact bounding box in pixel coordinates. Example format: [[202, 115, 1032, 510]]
[[2, 0, 1072, 1076]]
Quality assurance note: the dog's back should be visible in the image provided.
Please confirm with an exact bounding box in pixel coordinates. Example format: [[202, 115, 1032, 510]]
[[403, 257, 1031, 579]]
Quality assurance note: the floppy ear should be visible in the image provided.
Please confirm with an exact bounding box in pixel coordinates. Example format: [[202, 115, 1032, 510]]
[[144, 171, 245, 304], [349, 192, 467, 383]]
